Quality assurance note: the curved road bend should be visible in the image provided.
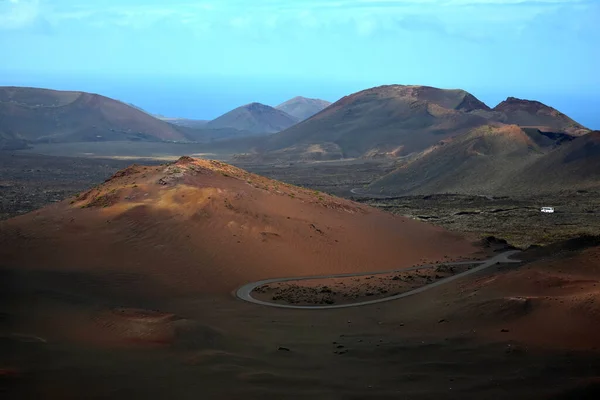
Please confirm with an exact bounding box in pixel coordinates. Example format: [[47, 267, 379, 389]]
[[236, 250, 522, 310]]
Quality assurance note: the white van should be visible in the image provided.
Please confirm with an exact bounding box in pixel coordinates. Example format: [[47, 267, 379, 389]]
[[540, 207, 555, 213]]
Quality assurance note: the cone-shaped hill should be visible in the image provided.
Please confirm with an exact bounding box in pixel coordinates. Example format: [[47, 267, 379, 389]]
[[206, 102, 299, 133], [493, 97, 589, 136], [0, 157, 476, 295]]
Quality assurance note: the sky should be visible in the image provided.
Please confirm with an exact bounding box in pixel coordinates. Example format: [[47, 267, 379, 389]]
[[1, 0, 599, 127]]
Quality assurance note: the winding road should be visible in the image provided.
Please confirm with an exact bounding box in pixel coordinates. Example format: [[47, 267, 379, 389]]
[[236, 250, 522, 309]]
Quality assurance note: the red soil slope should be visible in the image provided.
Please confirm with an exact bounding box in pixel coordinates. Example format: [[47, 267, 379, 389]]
[[0, 157, 477, 295], [450, 243, 600, 349]]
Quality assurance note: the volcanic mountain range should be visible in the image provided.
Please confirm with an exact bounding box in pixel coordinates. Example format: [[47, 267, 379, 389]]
[[0, 87, 331, 149], [2, 84, 596, 195], [254, 85, 590, 161], [2, 84, 588, 154], [237, 85, 594, 195]]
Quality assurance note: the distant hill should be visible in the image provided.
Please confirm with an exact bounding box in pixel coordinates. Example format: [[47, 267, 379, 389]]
[[509, 130, 600, 193], [367, 125, 600, 196], [0, 87, 188, 146], [492, 97, 589, 136], [259, 85, 493, 160], [367, 124, 552, 195], [206, 102, 299, 134], [276, 96, 331, 121]]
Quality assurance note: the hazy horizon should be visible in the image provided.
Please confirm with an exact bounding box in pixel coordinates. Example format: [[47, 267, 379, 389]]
[[1, 0, 599, 128]]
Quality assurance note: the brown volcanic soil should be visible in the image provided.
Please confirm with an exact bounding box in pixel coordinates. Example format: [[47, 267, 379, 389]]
[[0, 156, 476, 295], [4, 157, 600, 398], [451, 243, 600, 350], [253, 263, 481, 306], [0, 152, 163, 221], [4, 240, 600, 398]]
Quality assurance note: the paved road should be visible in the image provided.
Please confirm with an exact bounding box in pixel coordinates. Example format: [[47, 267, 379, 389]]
[[235, 251, 522, 310]]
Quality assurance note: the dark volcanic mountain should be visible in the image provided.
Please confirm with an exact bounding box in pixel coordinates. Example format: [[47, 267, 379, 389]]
[[259, 85, 493, 160], [206, 102, 299, 134], [0, 87, 188, 147], [492, 97, 589, 136], [367, 124, 551, 195], [509, 130, 600, 192], [367, 125, 600, 196], [275, 96, 332, 121]]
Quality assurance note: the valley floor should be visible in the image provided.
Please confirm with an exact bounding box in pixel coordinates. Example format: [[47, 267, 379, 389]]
[[3, 150, 600, 249], [3, 148, 600, 399], [356, 193, 600, 249], [3, 256, 600, 400]]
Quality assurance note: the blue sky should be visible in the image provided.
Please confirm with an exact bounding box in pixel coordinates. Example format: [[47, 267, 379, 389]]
[[1, 0, 599, 127]]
